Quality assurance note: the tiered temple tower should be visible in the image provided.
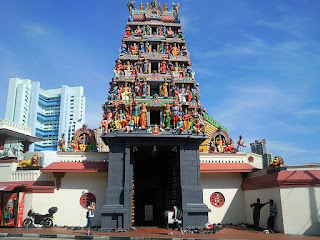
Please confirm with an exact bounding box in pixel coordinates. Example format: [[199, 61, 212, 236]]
[[100, 1, 211, 229]]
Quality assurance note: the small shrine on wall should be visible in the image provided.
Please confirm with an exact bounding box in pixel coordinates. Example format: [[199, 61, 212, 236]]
[[68, 124, 97, 152]]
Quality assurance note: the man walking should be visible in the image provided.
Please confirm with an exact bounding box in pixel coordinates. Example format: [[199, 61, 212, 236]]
[[250, 198, 268, 231]]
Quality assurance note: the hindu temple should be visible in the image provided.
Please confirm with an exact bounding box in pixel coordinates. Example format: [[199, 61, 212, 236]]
[[100, 0, 231, 229]]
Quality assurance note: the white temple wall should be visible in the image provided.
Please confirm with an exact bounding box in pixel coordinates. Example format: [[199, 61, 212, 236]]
[[243, 188, 283, 232], [201, 172, 245, 225], [24, 172, 108, 227], [280, 187, 320, 236]]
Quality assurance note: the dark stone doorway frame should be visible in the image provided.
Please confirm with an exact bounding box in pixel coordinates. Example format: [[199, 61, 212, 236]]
[[100, 132, 210, 230]]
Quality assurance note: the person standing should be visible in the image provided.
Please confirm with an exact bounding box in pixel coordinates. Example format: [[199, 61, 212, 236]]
[[86, 202, 95, 235], [168, 204, 183, 236], [250, 198, 268, 231], [267, 199, 277, 232]]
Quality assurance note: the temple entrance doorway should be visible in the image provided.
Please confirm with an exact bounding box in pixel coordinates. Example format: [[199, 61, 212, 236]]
[[132, 146, 180, 227]]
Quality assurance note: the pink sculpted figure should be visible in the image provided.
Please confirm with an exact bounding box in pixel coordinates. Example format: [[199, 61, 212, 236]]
[[101, 110, 113, 133]]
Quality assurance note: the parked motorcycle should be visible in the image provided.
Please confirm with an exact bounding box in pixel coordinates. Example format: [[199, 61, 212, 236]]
[[22, 207, 58, 228]]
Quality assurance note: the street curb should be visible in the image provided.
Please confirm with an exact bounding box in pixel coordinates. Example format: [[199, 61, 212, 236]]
[[24, 233, 41, 238], [0, 233, 8, 237]]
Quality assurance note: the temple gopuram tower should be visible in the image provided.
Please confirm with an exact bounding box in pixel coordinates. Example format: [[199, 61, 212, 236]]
[[100, 0, 211, 229]]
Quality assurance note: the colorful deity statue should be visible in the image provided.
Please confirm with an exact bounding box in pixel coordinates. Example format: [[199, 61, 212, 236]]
[[134, 26, 142, 35], [130, 43, 139, 55], [216, 135, 224, 153], [152, 124, 160, 135], [171, 43, 179, 57], [143, 58, 149, 73], [182, 110, 191, 131], [224, 139, 234, 153], [161, 60, 167, 74], [193, 119, 202, 135], [114, 60, 124, 77], [146, 25, 151, 35], [102, 109, 113, 133], [167, 27, 174, 38], [79, 134, 88, 152], [176, 117, 184, 134], [70, 136, 79, 152], [124, 61, 132, 76], [121, 83, 131, 101], [159, 42, 165, 53], [236, 135, 246, 152], [171, 101, 180, 129], [139, 42, 145, 53], [141, 79, 148, 96], [58, 133, 66, 152], [178, 84, 187, 103], [163, 104, 171, 129], [178, 28, 184, 39], [140, 104, 148, 129], [119, 42, 127, 54], [126, 116, 134, 133], [127, 1, 135, 22], [124, 25, 131, 37], [162, 82, 168, 97], [133, 102, 140, 128], [173, 2, 180, 23]]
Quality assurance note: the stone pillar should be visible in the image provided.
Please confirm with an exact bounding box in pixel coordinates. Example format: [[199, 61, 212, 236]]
[[100, 141, 133, 230], [179, 142, 210, 227]]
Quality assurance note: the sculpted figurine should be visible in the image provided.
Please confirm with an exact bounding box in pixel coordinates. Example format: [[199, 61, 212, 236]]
[[193, 119, 201, 135], [216, 136, 224, 153], [167, 27, 174, 38], [139, 1, 144, 10], [145, 41, 150, 52], [183, 110, 191, 131], [134, 26, 142, 35], [152, 124, 160, 135], [101, 109, 113, 133], [162, 82, 169, 97], [224, 139, 234, 153], [171, 43, 179, 57], [146, 25, 151, 35], [178, 28, 184, 39], [58, 133, 66, 152], [142, 79, 148, 96], [140, 104, 148, 129], [119, 42, 127, 54], [143, 58, 149, 73], [139, 42, 145, 53], [236, 135, 246, 152], [124, 61, 132, 76], [269, 156, 284, 168], [130, 43, 139, 55], [162, 104, 171, 129], [126, 116, 134, 133], [173, 2, 180, 23], [163, 3, 168, 11], [70, 136, 79, 152], [161, 60, 166, 74], [124, 25, 131, 37], [133, 102, 141, 128], [171, 101, 180, 129], [19, 155, 39, 168], [165, 42, 170, 53], [159, 42, 165, 53], [127, 1, 135, 22], [121, 83, 131, 101], [178, 84, 187, 103]]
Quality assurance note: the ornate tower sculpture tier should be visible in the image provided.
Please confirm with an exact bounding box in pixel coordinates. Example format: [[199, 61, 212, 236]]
[[101, 1, 210, 230]]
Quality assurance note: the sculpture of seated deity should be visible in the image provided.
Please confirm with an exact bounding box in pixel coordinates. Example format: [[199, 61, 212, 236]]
[[167, 27, 174, 38], [171, 43, 179, 57], [134, 26, 142, 35]]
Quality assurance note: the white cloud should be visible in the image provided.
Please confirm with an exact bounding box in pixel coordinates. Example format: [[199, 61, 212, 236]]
[[22, 23, 47, 37]]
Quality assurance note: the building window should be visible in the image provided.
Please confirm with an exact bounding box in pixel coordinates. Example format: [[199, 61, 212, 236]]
[[210, 192, 225, 208], [80, 193, 96, 209]]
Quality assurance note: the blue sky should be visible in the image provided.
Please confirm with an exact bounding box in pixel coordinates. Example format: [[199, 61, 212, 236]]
[[0, 0, 319, 165]]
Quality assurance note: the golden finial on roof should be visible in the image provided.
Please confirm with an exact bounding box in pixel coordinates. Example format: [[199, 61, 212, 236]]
[[146, 2, 149, 8], [164, 3, 168, 11], [140, 1, 144, 10], [159, 3, 162, 9]]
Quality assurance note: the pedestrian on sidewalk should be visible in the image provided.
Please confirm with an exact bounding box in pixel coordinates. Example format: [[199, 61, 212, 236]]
[[168, 203, 183, 236], [86, 201, 95, 235], [267, 199, 277, 232], [250, 198, 268, 231]]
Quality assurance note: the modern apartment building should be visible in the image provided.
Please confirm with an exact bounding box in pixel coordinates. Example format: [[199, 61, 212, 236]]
[[5, 77, 86, 151]]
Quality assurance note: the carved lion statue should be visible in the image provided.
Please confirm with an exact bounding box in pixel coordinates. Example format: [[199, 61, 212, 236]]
[[268, 156, 284, 168], [19, 155, 39, 168]]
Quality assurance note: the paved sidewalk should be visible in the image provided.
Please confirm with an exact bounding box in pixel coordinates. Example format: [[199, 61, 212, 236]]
[[0, 226, 319, 240]]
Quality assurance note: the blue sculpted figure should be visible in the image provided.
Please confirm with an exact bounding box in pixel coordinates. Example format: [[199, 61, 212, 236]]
[[127, 1, 136, 22]]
